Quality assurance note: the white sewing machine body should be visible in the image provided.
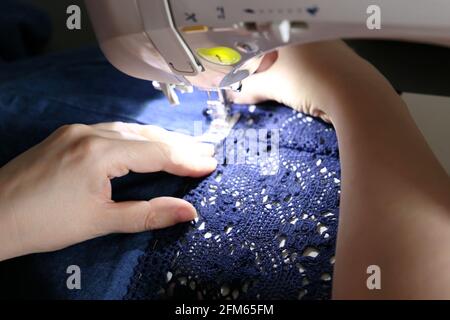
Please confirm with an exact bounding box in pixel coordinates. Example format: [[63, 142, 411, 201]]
[[85, 0, 450, 104]]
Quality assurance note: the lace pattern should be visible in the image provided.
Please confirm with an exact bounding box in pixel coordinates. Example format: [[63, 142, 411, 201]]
[[125, 104, 340, 300]]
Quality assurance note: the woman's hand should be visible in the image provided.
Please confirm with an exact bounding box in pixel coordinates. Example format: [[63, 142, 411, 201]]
[[232, 41, 450, 299], [229, 40, 394, 123], [0, 122, 217, 261]]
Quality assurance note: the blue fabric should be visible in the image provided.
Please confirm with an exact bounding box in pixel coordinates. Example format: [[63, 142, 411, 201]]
[[0, 47, 213, 299], [0, 1, 341, 300], [126, 106, 341, 300], [0, 0, 52, 62], [0, 47, 341, 299]]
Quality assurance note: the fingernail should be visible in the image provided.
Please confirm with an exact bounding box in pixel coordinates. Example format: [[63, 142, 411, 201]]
[[177, 207, 198, 222], [227, 91, 239, 102], [199, 143, 215, 156], [203, 157, 218, 169]]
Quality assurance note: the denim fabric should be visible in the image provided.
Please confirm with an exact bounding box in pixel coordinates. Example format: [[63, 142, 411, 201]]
[[0, 47, 213, 299], [0, 1, 341, 300], [0, 0, 214, 299], [0, 0, 52, 62], [0, 48, 341, 300]]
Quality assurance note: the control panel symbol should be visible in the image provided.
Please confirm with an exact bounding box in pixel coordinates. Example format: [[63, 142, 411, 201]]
[[185, 12, 198, 22], [306, 6, 319, 16], [217, 6, 226, 19], [244, 8, 255, 14]]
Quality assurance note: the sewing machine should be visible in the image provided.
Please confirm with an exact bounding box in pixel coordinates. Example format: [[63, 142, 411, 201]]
[[85, 0, 450, 128]]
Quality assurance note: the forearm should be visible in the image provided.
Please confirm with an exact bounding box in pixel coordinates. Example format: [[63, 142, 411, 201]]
[[229, 39, 450, 298], [323, 56, 450, 299], [0, 206, 24, 262]]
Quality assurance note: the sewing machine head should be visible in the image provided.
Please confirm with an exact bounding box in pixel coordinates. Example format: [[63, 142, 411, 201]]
[[86, 0, 450, 108]]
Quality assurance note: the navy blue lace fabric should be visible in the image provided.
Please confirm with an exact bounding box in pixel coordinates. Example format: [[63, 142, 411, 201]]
[[125, 104, 341, 300], [0, 1, 341, 299]]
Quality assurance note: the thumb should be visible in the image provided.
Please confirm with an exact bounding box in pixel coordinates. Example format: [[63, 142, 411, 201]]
[[105, 197, 198, 233], [228, 71, 273, 105], [228, 51, 279, 105]]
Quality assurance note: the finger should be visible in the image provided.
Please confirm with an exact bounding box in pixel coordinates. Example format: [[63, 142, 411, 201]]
[[106, 139, 217, 178], [135, 126, 204, 150], [92, 122, 197, 144], [105, 197, 197, 233], [94, 126, 213, 157], [91, 122, 142, 133], [91, 123, 214, 156], [133, 126, 215, 156], [193, 143, 215, 157], [95, 129, 148, 141], [91, 122, 161, 142], [228, 71, 273, 104], [227, 51, 278, 105], [256, 51, 279, 73], [162, 129, 199, 144]]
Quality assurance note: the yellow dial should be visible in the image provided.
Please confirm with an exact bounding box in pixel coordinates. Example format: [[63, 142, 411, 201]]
[[197, 47, 242, 66]]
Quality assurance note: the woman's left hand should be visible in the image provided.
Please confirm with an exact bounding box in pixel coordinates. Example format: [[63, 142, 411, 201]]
[[0, 122, 217, 261]]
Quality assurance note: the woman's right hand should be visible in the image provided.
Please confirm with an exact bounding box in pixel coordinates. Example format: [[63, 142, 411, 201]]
[[228, 40, 396, 123]]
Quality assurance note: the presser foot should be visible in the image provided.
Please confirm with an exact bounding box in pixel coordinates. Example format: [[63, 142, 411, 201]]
[[196, 90, 241, 144], [197, 112, 241, 145]]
